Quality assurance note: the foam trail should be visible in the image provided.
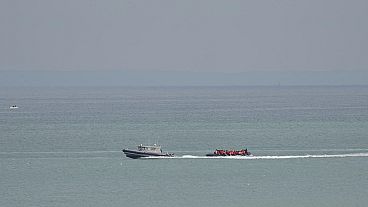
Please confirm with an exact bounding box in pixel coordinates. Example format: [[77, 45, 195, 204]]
[[145, 153, 368, 160]]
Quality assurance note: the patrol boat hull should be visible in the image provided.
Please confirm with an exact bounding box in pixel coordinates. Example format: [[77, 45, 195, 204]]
[[122, 144, 174, 159], [122, 149, 173, 159]]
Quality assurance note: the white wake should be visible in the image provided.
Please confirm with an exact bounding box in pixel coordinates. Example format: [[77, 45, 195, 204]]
[[144, 153, 368, 160]]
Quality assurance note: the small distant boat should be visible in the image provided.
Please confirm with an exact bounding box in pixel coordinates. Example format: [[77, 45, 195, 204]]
[[122, 144, 174, 159], [9, 105, 19, 109], [206, 149, 252, 157]]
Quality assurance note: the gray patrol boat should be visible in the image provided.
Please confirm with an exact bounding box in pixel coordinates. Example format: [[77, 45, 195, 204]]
[[122, 144, 174, 159]]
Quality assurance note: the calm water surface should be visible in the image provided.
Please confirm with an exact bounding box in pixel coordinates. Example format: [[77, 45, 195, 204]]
[[1, 86, 368, 207]]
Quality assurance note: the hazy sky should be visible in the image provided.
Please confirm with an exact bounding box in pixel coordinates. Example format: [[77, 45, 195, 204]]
[[1, 0, 368, 85]]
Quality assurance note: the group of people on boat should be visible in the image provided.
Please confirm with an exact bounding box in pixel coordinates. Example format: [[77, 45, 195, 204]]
[[9, 105, 18, 109], [213, 149, 250, 156]]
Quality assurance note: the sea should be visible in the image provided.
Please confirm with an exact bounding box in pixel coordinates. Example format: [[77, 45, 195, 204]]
[[1, 86, 368, 207]]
